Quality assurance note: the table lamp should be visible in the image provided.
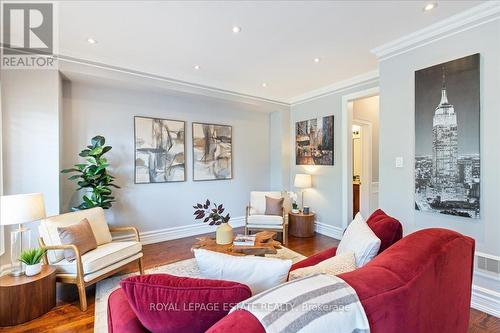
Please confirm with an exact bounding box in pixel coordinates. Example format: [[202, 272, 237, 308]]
[[294, 174, 312, 211], [0, 193, 46, 276]]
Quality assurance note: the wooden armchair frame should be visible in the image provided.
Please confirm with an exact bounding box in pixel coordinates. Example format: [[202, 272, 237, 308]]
[[39, 226, 144, 311], [245, 203, 289, 245]]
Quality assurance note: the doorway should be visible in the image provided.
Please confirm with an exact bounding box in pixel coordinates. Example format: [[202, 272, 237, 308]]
[[352, 124, 362, 217], [341, 88, 380, 228], [352, 120, 373, 218], [352, 96, 379, 219]]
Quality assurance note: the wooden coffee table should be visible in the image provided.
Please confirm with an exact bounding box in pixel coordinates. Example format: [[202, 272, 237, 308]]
[[192, 231, 281, 256]]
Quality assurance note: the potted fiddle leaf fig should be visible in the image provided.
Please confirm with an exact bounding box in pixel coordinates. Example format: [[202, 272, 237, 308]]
[[193, 199, 232, 245], [19, 248, 46, 276], [62, 135, 120, 210]]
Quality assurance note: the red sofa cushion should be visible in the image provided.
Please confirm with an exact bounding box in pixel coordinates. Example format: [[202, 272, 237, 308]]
[[289, 247, 337, 272], [108, 288, 148, 333], [366, 209, 403, 253], [119, 274, 251, 333]]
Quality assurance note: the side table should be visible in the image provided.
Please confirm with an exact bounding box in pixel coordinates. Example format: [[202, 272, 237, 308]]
[[0, 265, 56, 326], [288, 212, 316, 238]]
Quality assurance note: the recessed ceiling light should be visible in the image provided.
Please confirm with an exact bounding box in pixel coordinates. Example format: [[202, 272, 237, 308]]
[[261, 82, 267, 88], [423, 2, 437, 11], [314, 57, 321, 63], [232, 26, 242, 33], [194, 65, 200, 70], [87, 38, 97, 44]]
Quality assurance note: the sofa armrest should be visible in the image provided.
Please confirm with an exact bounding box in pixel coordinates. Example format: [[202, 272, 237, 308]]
[[41, 243, 84, 277], [289, 247, 337, 272], [245, 205, 251, 224], [109, 226, 140, 242], [108, 288, 147, 333]]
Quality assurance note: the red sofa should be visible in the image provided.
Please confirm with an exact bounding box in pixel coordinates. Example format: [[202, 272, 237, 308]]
[[108, 218, 474, 333]]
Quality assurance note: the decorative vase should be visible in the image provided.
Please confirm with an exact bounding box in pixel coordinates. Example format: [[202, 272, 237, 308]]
[[216, 223, 233, 245], [25, 263, 42, 276]]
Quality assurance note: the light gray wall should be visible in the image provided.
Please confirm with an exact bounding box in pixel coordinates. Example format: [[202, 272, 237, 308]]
[[353, 95, 379, 182], [378, 20, 500, 290], [61, 80, 276, 231], [269, 109, 291, 191], [1, 70, 62, 268], [290, 81, 378, 228]]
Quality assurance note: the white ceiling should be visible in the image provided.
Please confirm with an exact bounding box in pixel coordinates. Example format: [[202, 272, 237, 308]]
[[56, 0, 483, 103]]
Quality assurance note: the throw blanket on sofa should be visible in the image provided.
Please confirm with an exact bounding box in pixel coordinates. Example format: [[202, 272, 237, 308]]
[[231, 274, 370, 333]]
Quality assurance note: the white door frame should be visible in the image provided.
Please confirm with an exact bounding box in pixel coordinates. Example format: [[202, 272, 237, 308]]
[[352, 119, 373, 219], [341, 87, 379, 229]]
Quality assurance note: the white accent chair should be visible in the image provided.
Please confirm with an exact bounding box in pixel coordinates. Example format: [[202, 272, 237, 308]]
[[38, 207, 144, 311], [245, 191, 290, 245]]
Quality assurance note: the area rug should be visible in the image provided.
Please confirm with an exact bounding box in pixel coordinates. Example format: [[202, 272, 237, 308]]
[[93, 247, 306, 333]]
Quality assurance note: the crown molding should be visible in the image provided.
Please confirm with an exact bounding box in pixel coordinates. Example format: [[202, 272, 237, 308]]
[[57, 55, 290, 108], [371, 1, 500, 61], [289, 70, 379, 106]]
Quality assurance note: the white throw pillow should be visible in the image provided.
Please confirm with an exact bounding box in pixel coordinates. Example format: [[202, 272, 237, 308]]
[[337, 213, 381, 267], [193, 249, 292, 294], [288, 251, 356, 280]]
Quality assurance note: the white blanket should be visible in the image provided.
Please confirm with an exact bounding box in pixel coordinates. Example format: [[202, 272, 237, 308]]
[[231, 274, 370, 333]]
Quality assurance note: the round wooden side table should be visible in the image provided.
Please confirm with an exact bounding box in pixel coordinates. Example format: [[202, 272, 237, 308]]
[[289, 212, 316, 238], [0, 265, 56, 326]]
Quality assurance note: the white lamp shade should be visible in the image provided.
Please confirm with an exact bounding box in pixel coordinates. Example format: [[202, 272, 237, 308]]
[[0, 193, 46, 226], [294, 174, 312, 189]]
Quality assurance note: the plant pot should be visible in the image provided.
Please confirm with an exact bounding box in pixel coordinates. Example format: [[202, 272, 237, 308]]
[[25, 263, 42, 276], [216, 223, 233, 245], [292, 208, 300, 214]]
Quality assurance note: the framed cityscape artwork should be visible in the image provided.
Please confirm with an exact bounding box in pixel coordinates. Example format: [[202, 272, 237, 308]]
[[192, 122, 232, 181], [134, 116, 186, 183], [414, 53, 480, 219], [295, 115, 334, 165]]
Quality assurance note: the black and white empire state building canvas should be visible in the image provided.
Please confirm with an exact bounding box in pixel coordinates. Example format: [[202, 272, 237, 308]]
[[415, 54, 480, 219]]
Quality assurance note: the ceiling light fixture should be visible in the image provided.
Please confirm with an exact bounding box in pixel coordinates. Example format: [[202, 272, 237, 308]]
[[423, 2, 437, 11], [87, 38, 97, 44], [232, 26, 242, 33], [194, 65, 200, 70], [314, 57, 321, 63], [262, 82, 267, 88]]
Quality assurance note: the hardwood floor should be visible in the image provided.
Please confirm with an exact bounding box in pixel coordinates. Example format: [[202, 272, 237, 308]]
[[0, 228, 498, 333]]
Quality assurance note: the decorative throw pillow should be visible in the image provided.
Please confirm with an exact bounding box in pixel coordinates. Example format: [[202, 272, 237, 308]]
[[120, 274, 252, 333], [288, 251, 356, 280], [337, 213, 381, 267], [194, 249, 292, 294], [265, 196, 284, 216], [57, 218, 98, 261], [366, 209, 403, 253]]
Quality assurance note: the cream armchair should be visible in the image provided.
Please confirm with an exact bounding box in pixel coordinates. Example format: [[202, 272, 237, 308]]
[[245, 191, 290, 245], [38, 207, 144, 311]]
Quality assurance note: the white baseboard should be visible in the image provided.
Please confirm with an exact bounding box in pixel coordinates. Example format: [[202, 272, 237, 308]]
[[113, 216, 246, 245], [314, 221, 343, 240], [471, 284, 500, 318]]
